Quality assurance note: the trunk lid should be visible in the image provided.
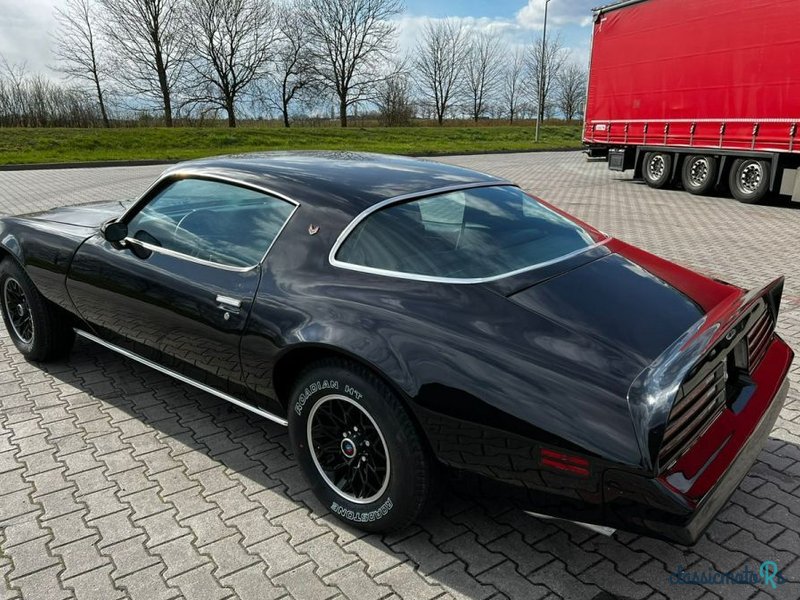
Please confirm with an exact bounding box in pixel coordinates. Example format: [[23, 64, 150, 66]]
[[505, 252, 705, 371]]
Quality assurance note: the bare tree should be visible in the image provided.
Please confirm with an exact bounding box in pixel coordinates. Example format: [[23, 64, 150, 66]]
[[52, 0, 111, 126], [500, 45, 526, 124], [182, 0, 276, 127], [376, 65, 414, 126], [0, 56, 102, 127], [526, 33, 568, 126], [270, 3, 316, 128], [464, 31, 502, 122], [301, 0, 403, 127], [415, 19, 467, 126], [557, 62, 587, 121], [100, 0, 185, 126]]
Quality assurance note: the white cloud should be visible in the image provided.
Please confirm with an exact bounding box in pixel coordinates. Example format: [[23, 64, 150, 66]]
[[394, 9, 593, 67], [516, 0, 595, 30], [0, 0, 61, 74]]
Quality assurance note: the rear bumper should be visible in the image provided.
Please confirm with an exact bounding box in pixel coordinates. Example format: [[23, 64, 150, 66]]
[[661, 375, 787, 544], [604, 336, 793, 545]]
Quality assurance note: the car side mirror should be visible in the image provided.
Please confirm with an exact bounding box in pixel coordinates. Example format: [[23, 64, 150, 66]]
[[102, 220, 128, 243]]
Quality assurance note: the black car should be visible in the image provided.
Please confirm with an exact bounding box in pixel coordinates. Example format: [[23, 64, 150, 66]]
[[0, 152, 792, 543]]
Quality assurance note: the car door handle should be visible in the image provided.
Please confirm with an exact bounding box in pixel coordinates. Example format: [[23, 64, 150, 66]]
[[216, 295, 242, 310]]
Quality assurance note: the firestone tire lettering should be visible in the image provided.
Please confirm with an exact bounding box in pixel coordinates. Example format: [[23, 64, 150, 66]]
[[330, 498, 393, 523]]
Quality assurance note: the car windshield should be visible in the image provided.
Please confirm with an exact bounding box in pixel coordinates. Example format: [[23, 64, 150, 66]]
[[335, 185, 601, 280]]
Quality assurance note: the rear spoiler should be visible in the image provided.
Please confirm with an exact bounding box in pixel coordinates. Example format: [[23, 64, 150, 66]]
[[626, 277, 784, 473]]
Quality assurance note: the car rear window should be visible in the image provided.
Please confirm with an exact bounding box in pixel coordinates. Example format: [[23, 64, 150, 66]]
[[334, 185, 601, 281]]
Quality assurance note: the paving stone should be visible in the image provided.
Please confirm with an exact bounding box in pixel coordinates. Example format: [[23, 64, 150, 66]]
[[272, 561, 340, 600], [200, 533, 259, 578], [38, 488, 83, 521], [579, 559, 656, 600], [1, 515, 50, 549], [207, 485, 259, 521], [220, 562, 286, 600], [9, 564, 71, 600], [440, 532, 505, 577], [296, 532, 359, 578], [273, 507, 330, 546], [343, 534, 405, 577], [167, 562, 231, 600], [0, 469, 30, 498], [57, 535, 109, 580], [63, 562, 124, 600], [324, 561, 393, 600], [250, 533, 309, 578], [121, 487, 170, 522], [390, 531, 456, 574], [104, 533, 161, 579], [225, 508, 283, 548], [2, 154, 800, 600], [167, 486, 216, 521], [179, 508, 232, 547], [138, 509, 191, 548], [27, 467, 73, 499], [150, 533, 210, 581], [475, 560, 550, 600], [5, 536, 61, 579], [423, 560, 498, 600], [116, 563, 179, 600], [45, 509, 95, 550], [93, 510, 142, 550]]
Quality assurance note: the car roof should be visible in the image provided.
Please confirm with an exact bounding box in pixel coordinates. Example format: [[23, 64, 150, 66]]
[[162, 151, 508, 214]]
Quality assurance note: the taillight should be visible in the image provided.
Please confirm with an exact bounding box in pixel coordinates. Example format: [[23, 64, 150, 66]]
[[540, 448, 590, 477]]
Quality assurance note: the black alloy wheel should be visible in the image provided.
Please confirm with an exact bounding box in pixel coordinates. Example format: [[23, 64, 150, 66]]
[[307, 393, 391, 504]]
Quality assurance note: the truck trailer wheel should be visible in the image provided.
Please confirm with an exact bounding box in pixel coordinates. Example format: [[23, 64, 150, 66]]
[[681, 155, 718, 195], [642, 152, 672, 188], [729, 159, 769, 203]]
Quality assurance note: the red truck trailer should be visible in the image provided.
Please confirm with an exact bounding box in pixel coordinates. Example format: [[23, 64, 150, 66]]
[[583, 0, 800, 203]]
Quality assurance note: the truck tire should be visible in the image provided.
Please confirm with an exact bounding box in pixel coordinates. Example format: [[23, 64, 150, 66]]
[[729, 158, 769, 203], [681, 155, 718, 195], [642, 152, 672, 188]]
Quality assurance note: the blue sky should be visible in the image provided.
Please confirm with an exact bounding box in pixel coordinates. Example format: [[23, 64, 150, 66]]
[[0, 0, 600, 76], [396, 0, 598, 68]]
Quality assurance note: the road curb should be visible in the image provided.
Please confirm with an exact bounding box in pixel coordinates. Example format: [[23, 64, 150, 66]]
[[0, 159, 177, 171], [0, 147, 582, 171]]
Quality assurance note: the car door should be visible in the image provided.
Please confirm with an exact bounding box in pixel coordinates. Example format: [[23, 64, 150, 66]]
[[66, 177, 296, 400]]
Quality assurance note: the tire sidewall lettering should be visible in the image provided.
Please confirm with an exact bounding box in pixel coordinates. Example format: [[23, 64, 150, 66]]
[[293, 378, 366, 416], [330, 497, 393, 523]]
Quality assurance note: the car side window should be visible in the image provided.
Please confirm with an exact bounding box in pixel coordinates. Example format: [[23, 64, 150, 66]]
[[126, 178, 295, 268]]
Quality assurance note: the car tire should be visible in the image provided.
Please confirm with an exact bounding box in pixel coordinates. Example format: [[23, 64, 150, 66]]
[[0, 257, 75, 361], [288, 358, 434, 532], [729, 158, 770, 203], [681, 155, 718, 195], [641, 152, 672, 188]]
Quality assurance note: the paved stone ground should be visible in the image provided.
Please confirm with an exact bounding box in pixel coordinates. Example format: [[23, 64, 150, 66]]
[[0, 152, 798, 600]]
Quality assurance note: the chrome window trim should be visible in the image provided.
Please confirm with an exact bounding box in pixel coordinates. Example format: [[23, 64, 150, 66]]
[[328, 182, 609, 285], [121, 237, 259, 273], [116, 171, 300, 271], [75, 329, 288, 426]]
